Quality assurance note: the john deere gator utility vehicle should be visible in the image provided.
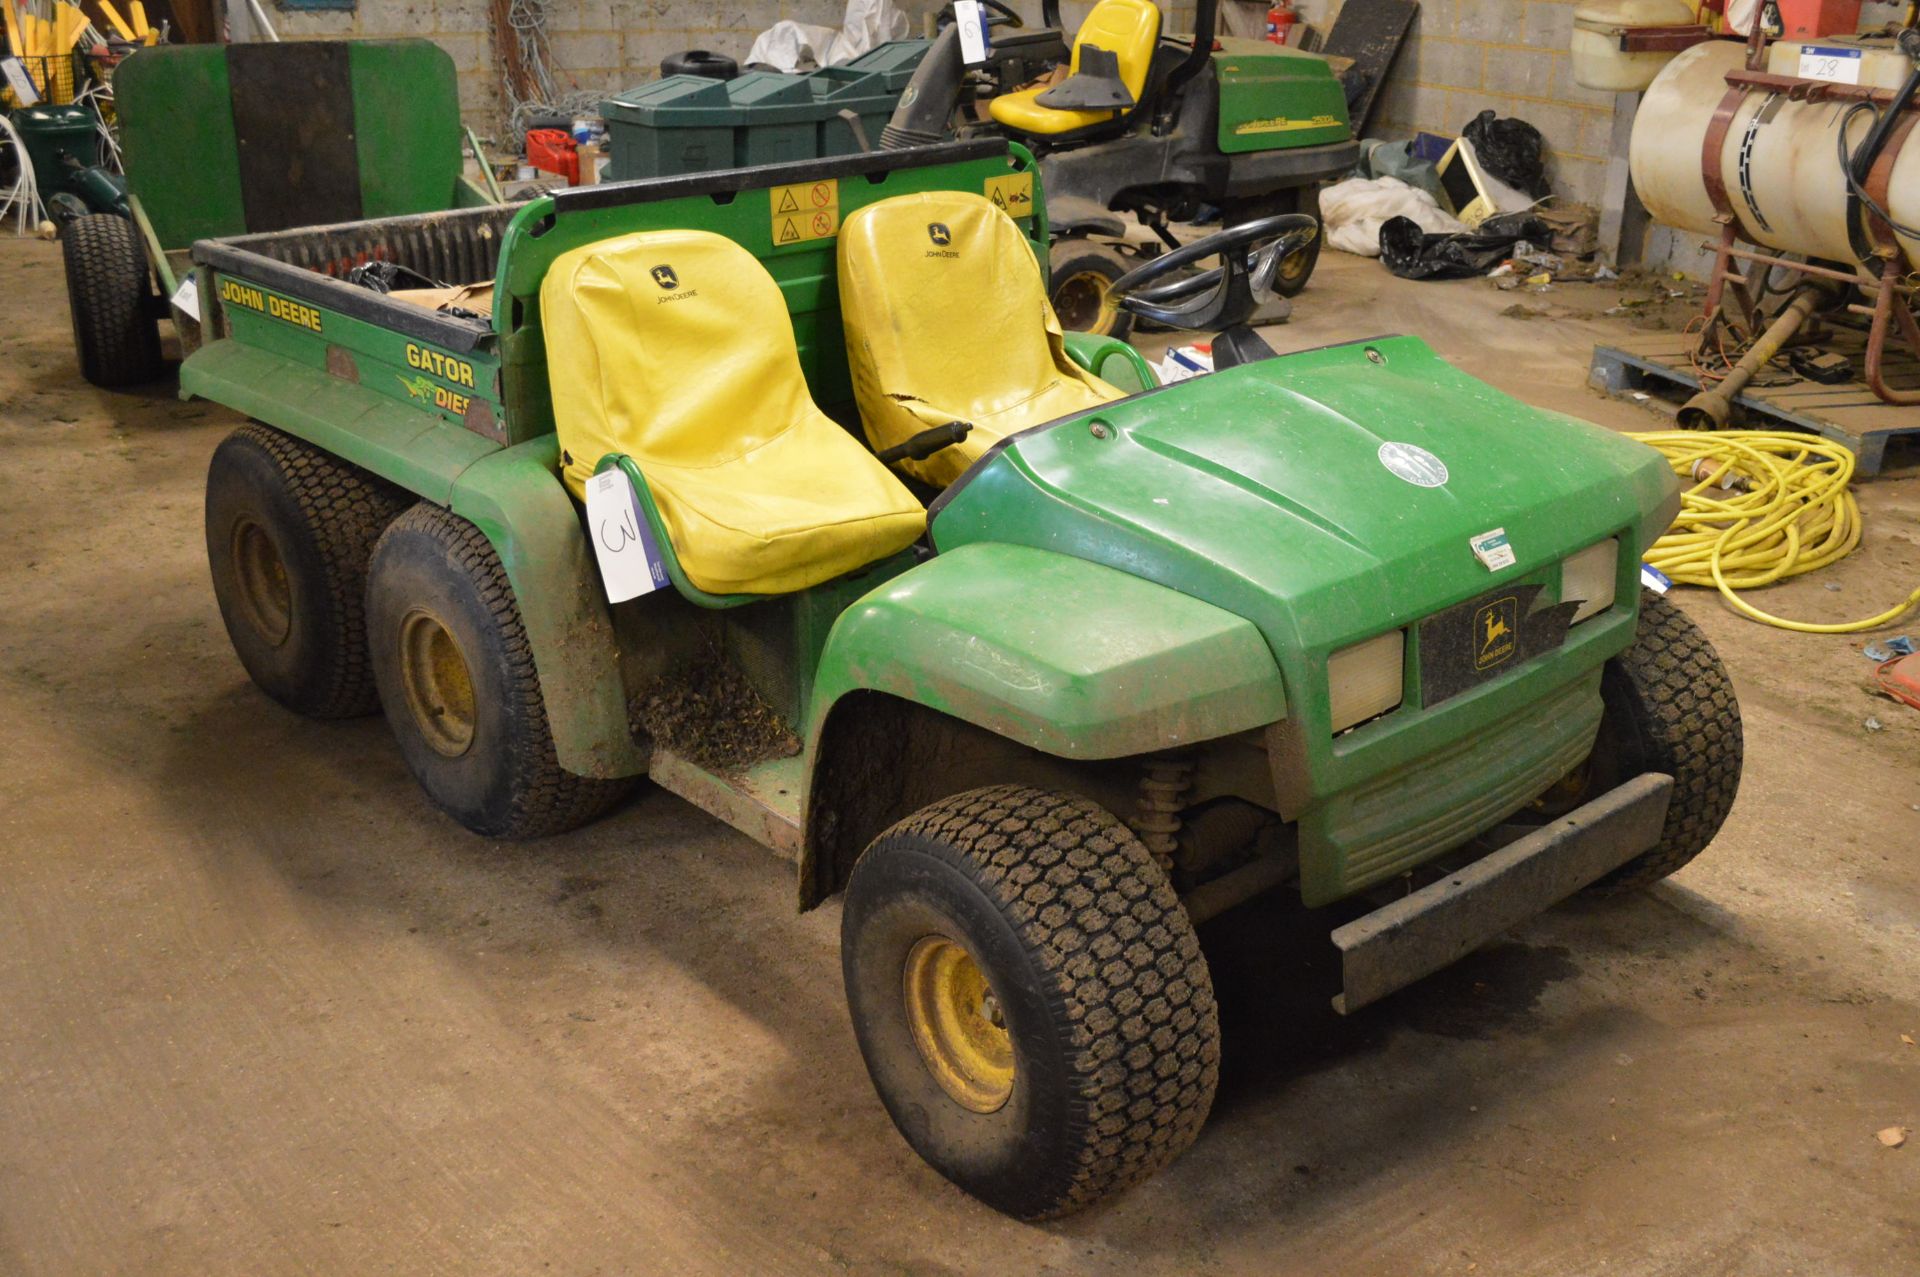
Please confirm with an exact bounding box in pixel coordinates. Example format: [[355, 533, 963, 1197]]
[[61, 38, 498, 388], [881, 0, 1358, 334], [179, 140, 1741, 1218]]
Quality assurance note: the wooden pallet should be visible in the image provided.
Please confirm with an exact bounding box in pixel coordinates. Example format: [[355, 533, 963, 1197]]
[[1588, 329, 1920, 476]]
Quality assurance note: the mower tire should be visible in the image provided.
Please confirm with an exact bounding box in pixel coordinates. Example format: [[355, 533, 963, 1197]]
[[366, 503, 633, 839], [1585, 591, 1744, 894], [1048, 239, 1135, 342], [205, 424, 410, 719], [841, 785, 1219, 1219], [63, 213, 162, 387]]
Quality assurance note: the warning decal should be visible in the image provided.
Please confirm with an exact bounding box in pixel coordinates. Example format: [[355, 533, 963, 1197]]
[[983, 172, 1034, 218], [771, 180, 840, 245]]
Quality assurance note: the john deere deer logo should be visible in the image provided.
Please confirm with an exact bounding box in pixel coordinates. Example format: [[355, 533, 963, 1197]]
[[927, 222, 952, 246], [651, 264, 679, 290], [1474, 597, 1518, 671]]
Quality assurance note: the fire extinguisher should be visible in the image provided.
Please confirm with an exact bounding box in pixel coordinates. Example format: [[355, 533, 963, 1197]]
[[1266, 0, 1297, 44]]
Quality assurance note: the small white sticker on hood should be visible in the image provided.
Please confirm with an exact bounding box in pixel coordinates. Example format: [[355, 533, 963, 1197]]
[[1378, 441, 1449, 488]]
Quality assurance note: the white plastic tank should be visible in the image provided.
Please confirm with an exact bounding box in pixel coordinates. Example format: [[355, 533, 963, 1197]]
[[1629, 36, 1920, 269], [1571, 0, 1698, 91]]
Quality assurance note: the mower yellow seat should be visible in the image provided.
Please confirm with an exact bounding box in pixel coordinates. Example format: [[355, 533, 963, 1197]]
[[988, 0, 1161, 135], [839, 192, 1124, 489], [543, 229, 925, 596]]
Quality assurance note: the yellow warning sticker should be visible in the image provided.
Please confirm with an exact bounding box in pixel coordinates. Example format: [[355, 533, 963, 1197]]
[[983, 172, 1035, 218], [770, 180, 839, 245]]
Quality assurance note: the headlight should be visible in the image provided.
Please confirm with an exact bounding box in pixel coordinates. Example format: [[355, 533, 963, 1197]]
[[1563, 537, 1619, 623], [1329, 630, 1404, 733]]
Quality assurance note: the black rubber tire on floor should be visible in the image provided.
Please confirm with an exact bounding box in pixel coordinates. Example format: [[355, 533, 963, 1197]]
[[366, 503, 633, 839], [841, 785, 1220, 1219], [1048, 239, 1135, 342], [205, 424, 412, 719], [63, 213, 162, 388], [1584, 590, 1744, 894], [1222, 186, 1322, 298]]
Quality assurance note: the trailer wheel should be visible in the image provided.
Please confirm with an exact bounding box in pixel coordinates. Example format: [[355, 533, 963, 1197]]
[[841, 785, 1219, 1219], [1582, 591, 1744, 894], [206, 425, 410, 718], [1048, 240, 1135, 342], [63, 213, 162, 387], [366, 504, 632, 838]]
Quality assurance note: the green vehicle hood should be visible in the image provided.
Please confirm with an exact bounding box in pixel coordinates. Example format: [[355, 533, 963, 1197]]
[[930, 335, 1679, 684]]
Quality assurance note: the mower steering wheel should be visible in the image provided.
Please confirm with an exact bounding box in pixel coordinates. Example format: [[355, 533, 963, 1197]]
[[1107, 214, 1319, 332], [937, 0, 1024, 27]]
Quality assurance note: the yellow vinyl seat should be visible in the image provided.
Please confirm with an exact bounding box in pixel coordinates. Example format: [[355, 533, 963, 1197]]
[[988, 0, 1161, 135], [838, 191, 1125, 489], [542, 229, 926, 596]]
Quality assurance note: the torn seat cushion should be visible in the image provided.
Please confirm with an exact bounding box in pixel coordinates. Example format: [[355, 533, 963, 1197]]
[[542, 228, 925, 595], [837, 191, 1123, 488]]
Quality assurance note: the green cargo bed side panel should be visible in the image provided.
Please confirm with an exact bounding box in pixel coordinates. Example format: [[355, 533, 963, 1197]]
[[347, 41, 466, 217], [807, 542, 1286, 760], [1213, 45, 1353, 154], [114, 46, 246, 248], [180, 343, 642, 780]]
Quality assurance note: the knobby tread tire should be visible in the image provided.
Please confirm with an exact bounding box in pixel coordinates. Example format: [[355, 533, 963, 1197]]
[[207, 424, 410, 718], [1588, 591, 1744, 894], [847, 785, 1219, 1218], [370, 504, 631, 839], [63, 213, 162, 387]]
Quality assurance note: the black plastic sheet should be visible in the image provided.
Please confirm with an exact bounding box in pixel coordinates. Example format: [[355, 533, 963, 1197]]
[[1378, 212, 1552, 280], [1463, 109, 1551, 198]]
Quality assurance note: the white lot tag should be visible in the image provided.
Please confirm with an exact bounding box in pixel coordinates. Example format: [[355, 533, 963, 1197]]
[[586, 468, 669, 603], [1798, 45, 1863, 85], [1640, 563, 1672, 595], [1, 58, 42, 107], [169, 274, 201, 321], [1470, 527, 1516, 571], [954, 0, 990, 64]]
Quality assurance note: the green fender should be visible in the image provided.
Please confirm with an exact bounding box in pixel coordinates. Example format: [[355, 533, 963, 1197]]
[[182, 341, 643, 780], [805, 542, 1287, 760]]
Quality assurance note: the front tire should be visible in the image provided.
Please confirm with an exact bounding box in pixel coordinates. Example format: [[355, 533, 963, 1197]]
[[1585, 591, 1743, 894], [366, 504, 632, 838], [63, 213, 162, 387], [841, 785, 1219, 1219], [205, 425, 410, 718], [1048, 239, 1135, 342]]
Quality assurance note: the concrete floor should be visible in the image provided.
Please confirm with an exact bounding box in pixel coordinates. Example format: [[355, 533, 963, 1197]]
[[1, 239, 1916, 1275]]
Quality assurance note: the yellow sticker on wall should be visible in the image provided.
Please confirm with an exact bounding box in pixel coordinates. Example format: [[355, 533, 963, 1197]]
[[770, 180, 840, 245], [983, 172, 1035, 217]]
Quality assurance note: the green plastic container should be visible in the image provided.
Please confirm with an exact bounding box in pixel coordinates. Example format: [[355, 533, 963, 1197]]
[[602, 42, 932, 182], [9, 104, 102, 196]]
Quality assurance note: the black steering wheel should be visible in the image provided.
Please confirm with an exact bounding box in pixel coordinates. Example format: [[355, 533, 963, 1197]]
[[937, 0, 1023, 27], [1107, 214, 1319, 332]]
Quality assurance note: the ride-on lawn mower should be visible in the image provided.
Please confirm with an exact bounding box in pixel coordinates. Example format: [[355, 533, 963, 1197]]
[[60, 39, 498, 389], [882, 0, 1357, 334], [176, 140, 1740, 1218]]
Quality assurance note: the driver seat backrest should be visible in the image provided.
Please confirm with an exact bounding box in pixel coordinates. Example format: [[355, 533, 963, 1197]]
[[542, 229, 926, 596], [987, 0, 1162, 136], [838, 192, 1124, 489]]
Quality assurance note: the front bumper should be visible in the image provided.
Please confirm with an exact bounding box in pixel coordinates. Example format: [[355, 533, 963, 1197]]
[[1329, 772, 1673, 1015]]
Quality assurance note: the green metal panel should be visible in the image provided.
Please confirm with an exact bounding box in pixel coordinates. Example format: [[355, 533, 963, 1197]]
[[114, 46, 247, 249], [491, 145, 1044, 442], [347, 41, 466, 218], [930, 334, 1679, 903], [806, 542, 1287, 760], [1061, 330, 1157, 394], [1213, 46, 1353, 154]]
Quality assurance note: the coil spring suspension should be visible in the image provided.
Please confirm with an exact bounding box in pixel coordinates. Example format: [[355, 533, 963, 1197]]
[[1131, 757, 1194, 874]]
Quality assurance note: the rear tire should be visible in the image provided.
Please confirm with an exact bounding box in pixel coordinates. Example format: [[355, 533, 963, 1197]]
[[1222, 187, 1322, 298], [205, 425, 410, 718], [1048, 239, 1135, 342], [1584, 591, 1743, 894], [367, 504, 633, 838], [63, 213, 162, 387], [841, 785, 1219, 1219]]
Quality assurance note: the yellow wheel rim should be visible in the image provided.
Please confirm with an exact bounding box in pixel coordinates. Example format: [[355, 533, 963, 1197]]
[[902, 935, 1014, 1114], [397, 608, 476, 757], [1278, 244, 1313, 286], [1052, 269, 1116, 334], [230, 516, 291, 646]]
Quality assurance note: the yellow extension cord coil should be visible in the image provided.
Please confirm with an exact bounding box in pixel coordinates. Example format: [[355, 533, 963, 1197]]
[[1629, 430, 1920, 633]]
